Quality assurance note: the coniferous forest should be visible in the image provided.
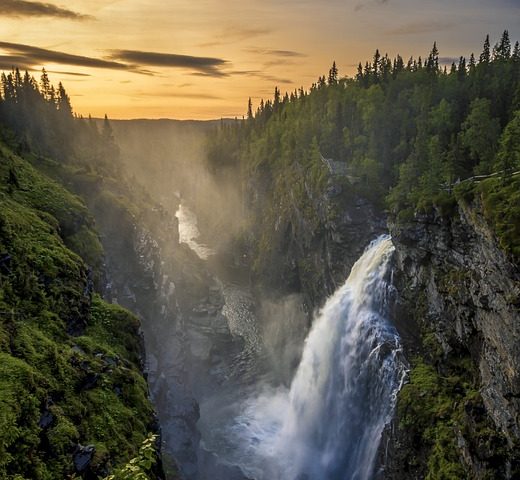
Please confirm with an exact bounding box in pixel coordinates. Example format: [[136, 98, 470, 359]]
[[207, 31, 520, 259]]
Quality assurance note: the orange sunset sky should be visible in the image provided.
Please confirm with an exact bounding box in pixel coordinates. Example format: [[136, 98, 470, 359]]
[[1, 0, 519, 119]]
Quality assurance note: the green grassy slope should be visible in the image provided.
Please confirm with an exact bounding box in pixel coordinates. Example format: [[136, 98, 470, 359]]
[[0, 140, 156, 479]]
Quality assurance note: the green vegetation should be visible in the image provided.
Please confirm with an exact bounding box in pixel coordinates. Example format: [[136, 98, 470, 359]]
[[0, 71, 158, 478], [472, 176, 520, 260], [104, 434, 158, 480], [398, 359, 470, 479], [207, 31, 520, 264], [398, 349, 513, 480]]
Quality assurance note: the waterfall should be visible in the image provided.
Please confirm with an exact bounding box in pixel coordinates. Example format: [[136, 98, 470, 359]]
[[224, 235, 406, 480]]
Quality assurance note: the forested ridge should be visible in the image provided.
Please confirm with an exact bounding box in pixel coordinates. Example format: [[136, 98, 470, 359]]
[[207, 31, 520, 258]]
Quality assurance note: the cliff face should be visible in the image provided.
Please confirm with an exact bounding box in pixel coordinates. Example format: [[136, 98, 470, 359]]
[[384, 198, 520, 479], [244, 172, 386, 311]]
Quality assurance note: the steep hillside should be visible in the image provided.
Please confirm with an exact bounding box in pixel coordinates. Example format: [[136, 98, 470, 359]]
[[0, 137, 159, 479]]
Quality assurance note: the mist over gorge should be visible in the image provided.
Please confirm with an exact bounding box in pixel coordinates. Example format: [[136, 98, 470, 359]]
[[0, 11, 519, 480]]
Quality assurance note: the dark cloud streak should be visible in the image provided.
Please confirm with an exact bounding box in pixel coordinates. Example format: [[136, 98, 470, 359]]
[[48, 70, 91, 77], [230, 69, 292, 84], [246, 48, 307, 58], [109, 50, 230, 77], [137, 91, 223, 100], [0, 41, 136, 72], [199, 27, 272, 47], [0, 0, 92, 20]]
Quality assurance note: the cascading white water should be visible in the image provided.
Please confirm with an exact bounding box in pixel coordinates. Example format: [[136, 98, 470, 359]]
[[222, 235, 406, 480], [175, 203, 214, 259]]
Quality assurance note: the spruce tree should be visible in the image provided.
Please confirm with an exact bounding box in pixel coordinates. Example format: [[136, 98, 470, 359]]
[[513, 41, 520, 62], [426, 42, 439, 72], [356, 63, 364, 82], [479, 34, 491, 63], [373, 49, 381, 79], [57, 83, 72, 116], [247, 97, 253, 120], [40, 69, 50, 101], [468, 53, 476, 72], [328, 61, 338, 85], [493, 30, 511, 61]]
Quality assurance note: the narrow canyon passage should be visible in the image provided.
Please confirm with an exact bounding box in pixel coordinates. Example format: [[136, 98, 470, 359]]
[[164, 206, 406, 480]]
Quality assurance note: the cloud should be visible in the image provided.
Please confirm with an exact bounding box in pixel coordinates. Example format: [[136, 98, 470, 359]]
[[129, 89, 222, 100], [354, 0, 389, 12], [223, 27, 272, 41], [0, 55, 27, 68], [109, 49, 230, 77], [0, 54, 31, 70], [386, 20, 453, 36], [0, 41, 140, 73], [199, 27, 272, 47], [246, 48, 306, 58], [0, 0, 92, 20], [230, 69, 292, 84], [48, 70, 91, 76]]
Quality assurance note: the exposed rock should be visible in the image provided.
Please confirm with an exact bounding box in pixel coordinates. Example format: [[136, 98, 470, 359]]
[[38, 410, 54, 429], [79, 373, 100, 391], [73, 444, 95, 473], [383, 199, 520, 478]]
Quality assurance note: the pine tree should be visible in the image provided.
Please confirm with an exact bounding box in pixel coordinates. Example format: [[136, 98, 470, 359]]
[[14, 68, 22, 91], [274, 87, 281, 105], [468, 53, 476, 72], [513, 41, 520, 62], [49, 85, 56, 106], [450, 62, 457, 75], [328, 61, 338, 85], [457, 57, 466, 80], [373, 49, 381, 79], [479, 34, 490, 64], [426, 42, 439, 72], [393, 55, 404, 77], [247, 97, 253, 120], [40, 69, 50, 101], [493, 30, 511, 61], [356, 63, 364, 82], [363, 62, 372, 81], [57, 82, 72, 116]]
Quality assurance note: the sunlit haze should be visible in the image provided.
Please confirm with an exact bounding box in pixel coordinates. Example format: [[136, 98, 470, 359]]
[[1, 0, 519, 119]]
